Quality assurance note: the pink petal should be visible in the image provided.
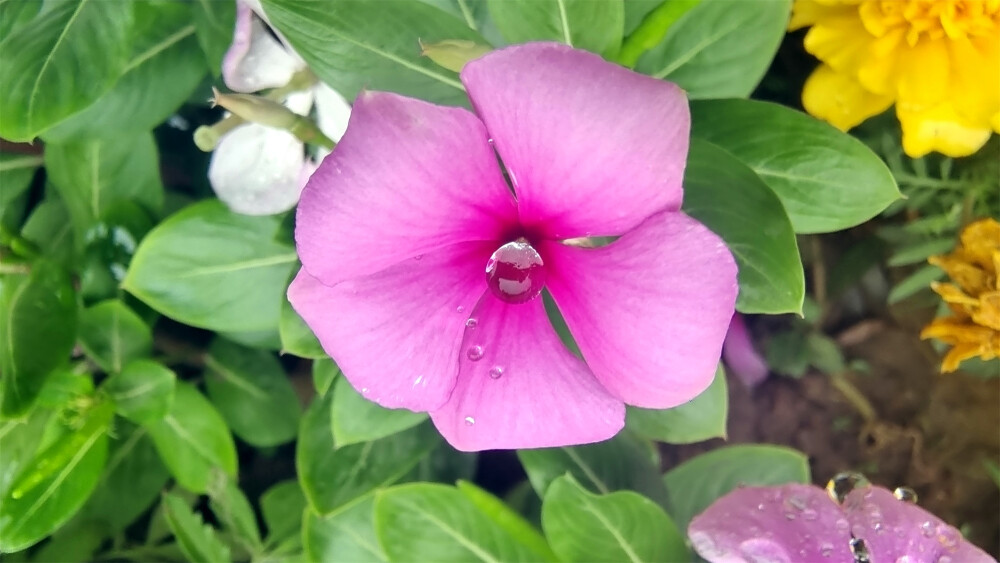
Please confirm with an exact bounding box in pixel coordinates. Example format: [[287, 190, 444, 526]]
[[722, 314, 770, 388], [541, 211, 737, 409], [461, 42, 688, 239], [208, 123, 306, 215], [688, 484, 854, 563], [843, 486, 995, 563], [287, 241, 495, 411], [222, 1, 302, 93], [430, 294, 624, 452], [296, 91, 518, 286]]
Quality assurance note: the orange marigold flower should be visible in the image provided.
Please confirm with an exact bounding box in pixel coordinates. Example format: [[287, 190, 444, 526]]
[[790, 0, 1000, 157], [920, 218, 1000, 372]]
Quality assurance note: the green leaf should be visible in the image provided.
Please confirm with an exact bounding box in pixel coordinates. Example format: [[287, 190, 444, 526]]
[[305, 494, 387, 563], [30, 519, 106, 563], [45, 133, 164, 238], [0, 0, 133, 141], [42, 1, 206, 141], [0, 409, 52, 498], [487, 0, 624, 56], [0, 401, 112, 553], [636, 0, 789, 98], [0, 153, 42, 207], [261, 480, 306, 545], [77, 423, 170, 533], [208, 474, 263, 554], [191, 0, 236, 75], [21, 198, 77, 271], [262, 0, 485, 105], [888, 264, 944, 303], [618, 0, 699, 68], [78, 299, 152, 373], [123, 200, 297, 332], [541, 475, 688, 563], [456, 481, 557, 562], [37, 369, 94, 409], [408, 440, 479, 485], [682, 139, 804, 314], [203, 338, 301, 447], [297, 393, 439, 515], [374, 483, 555, 562], [104, 359, 177, 424], [146, 382, 238, 493], [662, 444, 810, 530], [0, 260, 78, 418], [313, 358, 339, 397], [691, 99, 902, 233], [332, 376, 427, 446], [279, 273, 326, 359], [161, 492, 232, 563], [0, 0, 41, 38], [517, 432, 669, 509], [626, 364, 727, 444]]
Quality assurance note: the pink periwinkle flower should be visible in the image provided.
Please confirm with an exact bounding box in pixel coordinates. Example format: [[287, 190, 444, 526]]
[[288, 43, 738, 451], [722, 313, 770, 388], [689, 483, 995, 563], [209, 0, 350, 215]]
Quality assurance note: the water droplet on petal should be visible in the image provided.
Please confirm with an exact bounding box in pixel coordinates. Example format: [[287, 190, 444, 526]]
[[738, 538, 792, 563], [489, 366, 504, 379], [757, 503, 766, 512], [467, 346, 483, 361], [783, 511, 796, 521], [937, 556, 952, 563], [485, 240, 546, 304], [466, 318, 478, 328], [936, 525, 960, 549], [850, 538, 871, 563], [827, 472, 870, 503], [920, 521, 934, 537], [835, 518, 850, 533], [414, 254, 423, 261], [464, 416, 475, 426], [456, 305, 465, 313], [893, 486, 918, 503], [802, 508, 818, 521], [820, 543, 834, 557]]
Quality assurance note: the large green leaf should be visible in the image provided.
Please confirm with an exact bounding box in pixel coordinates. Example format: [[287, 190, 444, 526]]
[[77, 299, 152, 374], [123, 200, 297, 332], [260, 480, 306, 546], [21, 198, 76, 271], [305, 494, 387, 563], [0, 260, 77, 418], [518, 432, 669, 508], [0, 402, 112, 553], [331, 376, 427, 446], [0, 153, 41, 207], [161, 492, 232, 563], [663, 444, 810, 530], [146, 382, 238, 493], [104, 359, 177, 424], [636, 0, 789, 98], [43, 1, 206, 141], [297, 393, 439, 515], [191, 0, 236, 75], [374, 483, 555, 562], [0, 409, 52, 498], [262, 0, 484, 105], [691, 99, 901, 233], [0, 0, 133, 140], [208, 475, 263, 555], [682, 139, 804, 314], [487, 0, 624, 56], [0, 1, 41, 38], [45, 133, 164, 238], [279, 271, 326, 359], [203, 338, 301, 447], [626, 364, 727, 444], [541, 475, 688, 562], [77, 423, 170, 533]]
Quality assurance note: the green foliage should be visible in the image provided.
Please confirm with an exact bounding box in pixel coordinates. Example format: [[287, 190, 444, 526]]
[[332, 376, 428, 446], [78, 299, 153, 373], [487, 0, 624, 57], [161, 492, 232, 563], [626, 365, 728, 444], [104, 360, 177, 423]]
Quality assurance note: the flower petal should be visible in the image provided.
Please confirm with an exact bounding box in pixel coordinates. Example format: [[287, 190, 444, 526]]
[[222, 1, 302, 93], [208, 123, 306, 215], [722, 314, 770, 388], [287, 241, 495, 411], [430, 294, 624, 451], [541, 211, 737, 409], [802, 64, 892, 131], [897, 100, 992, 157], [843, 486, 995, 563], [688, 484, 853, 563], [295, 91, 517, 286], [461, 42, 688, 239]]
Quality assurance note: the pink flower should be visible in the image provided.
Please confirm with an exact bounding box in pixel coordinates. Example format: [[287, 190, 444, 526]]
[[722, 313, 770, 388], [288, 43, 738, 451], [689, 483, 995, 563]]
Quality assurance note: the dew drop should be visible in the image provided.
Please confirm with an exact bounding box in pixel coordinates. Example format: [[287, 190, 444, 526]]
[[802, 508, 818, 521], [826, 472, 870, 503], [920, 521, 934, 538], [937, 557, 952, 563], [489, 366, 504, 379], [820, 543, 834, 558], [485, 240, 546, 304], [835, 518, 850, 533], [467, 346, 484, 361], [465, 318, 478, 329], [850, 538, 871, 563], [783, 511, 796, 521], [893, 486, 918, 503], [464, 416, 475, 426], [414, 254, 423, 261], [456, 305, 465, 314], [757, 503, 766, 512], [936, 525, 959, 549]]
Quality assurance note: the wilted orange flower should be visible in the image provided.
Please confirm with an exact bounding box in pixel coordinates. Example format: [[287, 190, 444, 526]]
[[790, 0, 1000, 158], [921, 218, 1000, 372]]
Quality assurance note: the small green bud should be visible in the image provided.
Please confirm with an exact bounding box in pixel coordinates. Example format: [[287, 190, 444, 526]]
[[419, 39, 492, 73]]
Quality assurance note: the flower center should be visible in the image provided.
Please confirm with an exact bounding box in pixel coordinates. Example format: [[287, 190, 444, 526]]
[[860, 0, 999, 43], [485, 240, 545, 304]]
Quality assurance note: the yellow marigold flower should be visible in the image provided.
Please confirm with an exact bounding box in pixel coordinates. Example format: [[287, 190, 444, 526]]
[[790, 0, 1000, 158], [920, 218, 1000, 372]]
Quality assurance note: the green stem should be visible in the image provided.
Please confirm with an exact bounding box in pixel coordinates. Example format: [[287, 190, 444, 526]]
[[616, 0, 700, 68]]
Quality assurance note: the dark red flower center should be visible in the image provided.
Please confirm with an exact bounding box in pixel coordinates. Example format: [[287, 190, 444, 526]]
[[485, 240, 545, 304]]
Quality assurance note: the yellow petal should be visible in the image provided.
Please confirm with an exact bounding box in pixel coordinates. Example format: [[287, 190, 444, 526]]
[[858, 28, 905, 95], [940, 342, 984, 372], [803, 14, 873, 72], [790, 0, 860, 30], [802, 64, 893, 131], [959, 218, 1000, 272], [930, 281, 980, 307], [895, 38, 951, 106], [971, 292, 1000, 330], [897, 100, 993, 157], [928, 253, 991, 295], [947, 36, 1000, 125]]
